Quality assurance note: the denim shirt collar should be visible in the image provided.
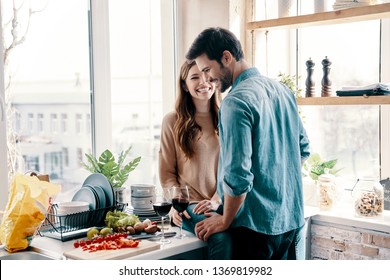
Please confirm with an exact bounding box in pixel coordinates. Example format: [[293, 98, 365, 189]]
[[230, 67, 260, 93]]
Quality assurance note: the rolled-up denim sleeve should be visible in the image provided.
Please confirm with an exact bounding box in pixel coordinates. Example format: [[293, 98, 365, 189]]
[[219, 98, 254, 197]]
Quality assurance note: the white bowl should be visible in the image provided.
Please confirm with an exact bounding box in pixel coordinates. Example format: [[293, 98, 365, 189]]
[[131, 196, 155, 209], [131, 184, 156, 197], [57, 201, 89, 215]]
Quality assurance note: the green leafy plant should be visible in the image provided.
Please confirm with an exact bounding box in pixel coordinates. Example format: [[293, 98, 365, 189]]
[[278, 72, 302, 98], [82, 147, 141, 188], [278, 72, 305, 120], [303, 153, 342, 181]]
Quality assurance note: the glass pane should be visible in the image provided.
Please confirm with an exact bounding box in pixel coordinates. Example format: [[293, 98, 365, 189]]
[[253, 0, 382, 190], [297, 21, 381, 189], [109, 0, 163, 191], [300, 105, 380, 185], [2, 0, 91, 201], [298, 21, 380, 94]]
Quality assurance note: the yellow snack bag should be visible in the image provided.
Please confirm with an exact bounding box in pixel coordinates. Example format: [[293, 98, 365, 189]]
[[0, 174, 61, 252]]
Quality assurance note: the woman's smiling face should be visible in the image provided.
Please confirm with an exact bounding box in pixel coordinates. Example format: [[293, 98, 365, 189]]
[[185, 64, 216, 102]]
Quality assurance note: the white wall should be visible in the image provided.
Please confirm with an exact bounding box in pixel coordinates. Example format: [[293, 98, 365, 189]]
[[176, 0, 230, 67]]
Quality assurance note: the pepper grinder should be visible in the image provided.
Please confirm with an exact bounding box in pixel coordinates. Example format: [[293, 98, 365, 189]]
[[305, 58, 315, 97], [321, 56, 332, 97]]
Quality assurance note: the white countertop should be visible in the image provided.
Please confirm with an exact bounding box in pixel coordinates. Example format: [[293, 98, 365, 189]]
[[31, 226, 207, 260], [306, 205, 390, 233], [28, 206, 390, 260]]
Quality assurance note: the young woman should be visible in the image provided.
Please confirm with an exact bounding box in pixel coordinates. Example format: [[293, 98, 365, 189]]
[[159, 60, 231, 259]]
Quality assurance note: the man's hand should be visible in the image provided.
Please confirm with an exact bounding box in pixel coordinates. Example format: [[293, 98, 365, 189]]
[[194, 192, 246, 241], [194, 212, 228, 241]]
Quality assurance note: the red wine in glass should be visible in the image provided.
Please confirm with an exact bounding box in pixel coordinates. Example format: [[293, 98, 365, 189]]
[[172, 199, 189, 213], [153, 202, 172, 217], [153, 188, 172, 244], [171, 186, 189, 239]]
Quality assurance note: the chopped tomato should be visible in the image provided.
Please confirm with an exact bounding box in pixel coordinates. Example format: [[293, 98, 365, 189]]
[[74, 236, 139, 252]]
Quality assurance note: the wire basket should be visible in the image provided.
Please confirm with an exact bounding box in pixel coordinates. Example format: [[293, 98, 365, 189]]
[[38, 203, 126, 241]]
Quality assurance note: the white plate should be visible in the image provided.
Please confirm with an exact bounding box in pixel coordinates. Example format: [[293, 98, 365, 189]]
[[72, 187, 97, 210], [82, 173, 114, 207]]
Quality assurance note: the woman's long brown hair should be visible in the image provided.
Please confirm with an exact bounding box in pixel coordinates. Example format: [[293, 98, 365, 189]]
[[174, 60, 220, 158]]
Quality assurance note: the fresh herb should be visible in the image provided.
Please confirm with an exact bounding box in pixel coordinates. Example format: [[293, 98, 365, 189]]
[[82, 147, 141, 188], [278, 72, 302, 98], [303, 153, 342, 181]]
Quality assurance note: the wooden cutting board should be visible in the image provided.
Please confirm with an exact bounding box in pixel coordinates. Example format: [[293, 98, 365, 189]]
[[63, 239, 160, 260]]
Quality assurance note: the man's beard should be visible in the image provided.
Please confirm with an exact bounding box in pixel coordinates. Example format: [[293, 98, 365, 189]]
[[219, 66, 233, 93]]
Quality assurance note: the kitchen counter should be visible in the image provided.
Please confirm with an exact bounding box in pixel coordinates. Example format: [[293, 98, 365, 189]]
[[30, 226, 208, 260], [304, 205, 390, 233], [3, 206, 389, 260]]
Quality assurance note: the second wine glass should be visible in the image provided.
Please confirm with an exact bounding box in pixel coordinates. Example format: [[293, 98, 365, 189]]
[[152, 188, 172, 244], [171, 185, 189, 239]]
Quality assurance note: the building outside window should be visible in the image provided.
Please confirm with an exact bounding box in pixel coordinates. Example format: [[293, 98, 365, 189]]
[[27, 113, 34, 133], [50, 113, 58, 134], [75, 114, 82, 135], [37, 113, 44, 134], [61, 113, 67, 134]]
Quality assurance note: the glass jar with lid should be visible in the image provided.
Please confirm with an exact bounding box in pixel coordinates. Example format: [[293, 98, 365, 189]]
[[352, 177, 384, 217], [317, 169, 337, 210]]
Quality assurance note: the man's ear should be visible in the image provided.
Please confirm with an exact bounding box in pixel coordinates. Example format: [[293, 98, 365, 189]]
[[221, 50, 233, 67]]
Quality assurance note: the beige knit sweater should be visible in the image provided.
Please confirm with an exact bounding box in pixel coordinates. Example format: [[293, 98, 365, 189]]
[[159, 111, 220, 203]]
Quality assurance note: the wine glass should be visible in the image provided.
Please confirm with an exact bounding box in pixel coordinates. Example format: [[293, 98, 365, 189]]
[[171, 185, 189, 239], [152, 188, 172, 244]]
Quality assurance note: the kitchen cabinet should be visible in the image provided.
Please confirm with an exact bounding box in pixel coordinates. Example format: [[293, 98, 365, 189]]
[[246, 3, 390, 106]]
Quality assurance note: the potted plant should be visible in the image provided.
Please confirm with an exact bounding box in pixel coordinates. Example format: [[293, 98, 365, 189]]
[[301, 153, 342, 206], [82, 146, 141, 203], [303, 153, 342, 181]]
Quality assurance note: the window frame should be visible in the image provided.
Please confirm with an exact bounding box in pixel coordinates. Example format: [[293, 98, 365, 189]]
[[247, 6, 390, 180]]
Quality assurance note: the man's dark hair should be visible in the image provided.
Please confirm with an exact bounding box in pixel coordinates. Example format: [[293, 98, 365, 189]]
[[186, 27, 244, 65]]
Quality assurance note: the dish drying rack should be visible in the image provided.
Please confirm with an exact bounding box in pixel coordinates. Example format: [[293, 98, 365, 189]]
[[38, 203, 126, 242]]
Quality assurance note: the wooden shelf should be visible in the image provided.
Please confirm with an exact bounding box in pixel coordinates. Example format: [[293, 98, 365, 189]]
[[247, 3, 390, 31], [297, 96, 390, 106]]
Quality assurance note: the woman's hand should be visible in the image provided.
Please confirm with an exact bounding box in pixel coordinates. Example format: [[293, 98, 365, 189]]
[[193, 200, 219, 214], [170, 209, 181, 226]]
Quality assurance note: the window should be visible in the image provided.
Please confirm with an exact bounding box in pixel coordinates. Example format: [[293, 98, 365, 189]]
[[37, 113, 44, 134], [51, 113, 58, 134], [252, 1, 389, 189], [27, 113, 34, 133], [62, 147, 69, 167], [108, 0, 164, 187], [61, 113, 67, 134], [14, 111, 21, 132], [0, 0, 92, 202], [298, 20, 381, 184], [75, 114, 82, 134], [0, 0, 176, 208]]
